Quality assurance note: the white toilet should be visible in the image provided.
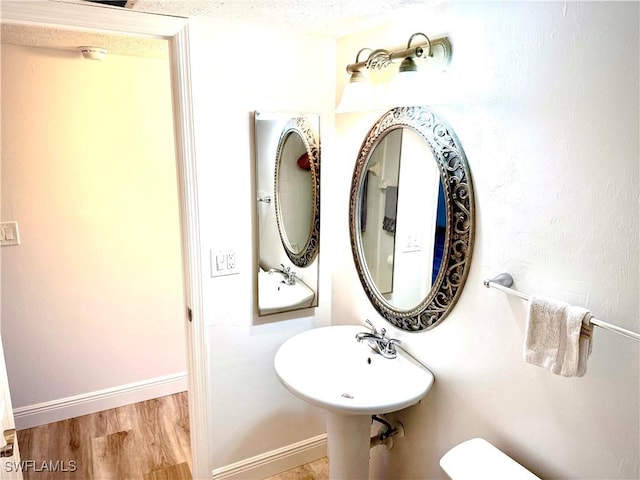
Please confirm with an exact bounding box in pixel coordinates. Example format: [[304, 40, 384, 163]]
[[440, 438, 541, 480]]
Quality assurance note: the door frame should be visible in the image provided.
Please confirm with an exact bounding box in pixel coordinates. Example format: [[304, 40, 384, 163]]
[[0, 2, 208, 478]]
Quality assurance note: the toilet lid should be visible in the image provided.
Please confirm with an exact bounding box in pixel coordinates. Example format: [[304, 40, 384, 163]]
[[440, 438, 541, 480]]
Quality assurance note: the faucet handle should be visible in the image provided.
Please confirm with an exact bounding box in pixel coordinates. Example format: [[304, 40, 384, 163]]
[[365, 319, 377, 334], [384, 338, 401, 357]]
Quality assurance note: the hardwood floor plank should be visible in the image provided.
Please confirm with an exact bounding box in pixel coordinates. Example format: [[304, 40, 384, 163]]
[[92, 430, 136, 480], [143, 461, 191, 480], [17, 417, 93, 480], [158, 393, 191, 472], [17, 392, 190, 480], [91, 403, 132, 438], [131, 396, 181, 474]]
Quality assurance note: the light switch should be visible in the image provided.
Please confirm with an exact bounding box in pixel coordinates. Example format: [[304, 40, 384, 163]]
[[216, 252, 226, 271], [0, 222, 20, 247]]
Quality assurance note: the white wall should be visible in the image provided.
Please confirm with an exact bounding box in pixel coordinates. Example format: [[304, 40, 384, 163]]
[[0, 45, 186, 413], [187, 18, 335, 471], [333, 2, 639, 479]]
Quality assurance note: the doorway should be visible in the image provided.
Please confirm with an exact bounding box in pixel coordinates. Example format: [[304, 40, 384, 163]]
[[0, 2, 207, 478], [1, 28, 187, 478]]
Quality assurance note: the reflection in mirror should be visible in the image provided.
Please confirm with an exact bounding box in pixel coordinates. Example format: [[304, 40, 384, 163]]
[[350, 106, 474, 332], [255, 112, 320, 316], [275, 127, 315, 258], [361, 128, 446, 311]]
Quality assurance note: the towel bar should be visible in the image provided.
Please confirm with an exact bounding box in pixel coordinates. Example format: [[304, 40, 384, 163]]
[[484, 273, 640, 342]]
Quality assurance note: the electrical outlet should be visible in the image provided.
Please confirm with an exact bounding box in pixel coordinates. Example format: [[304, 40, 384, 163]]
[[0, 222, 20, 246], [402, 233, 422, 253], [227, 251, 236, 269], [210, 249, 239, 277]]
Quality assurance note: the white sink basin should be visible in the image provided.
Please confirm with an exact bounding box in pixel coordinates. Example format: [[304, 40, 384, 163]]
[[274, 325, 434, 479], [274, 325, 434, 414], [258, 270, 315, 315]]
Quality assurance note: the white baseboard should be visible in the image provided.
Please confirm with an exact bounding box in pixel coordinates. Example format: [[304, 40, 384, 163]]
[[13, 372, 188, 430], [212, 434, 327, 480]]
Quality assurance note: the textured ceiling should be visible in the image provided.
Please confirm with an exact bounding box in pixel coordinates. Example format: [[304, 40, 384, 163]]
[[126, 0, 434, 38], [1, 23, 168, 58], [1, 0, 436, 58]]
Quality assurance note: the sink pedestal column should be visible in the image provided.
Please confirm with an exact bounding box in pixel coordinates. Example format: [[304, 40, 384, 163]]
[[326, 413, 370, 479]]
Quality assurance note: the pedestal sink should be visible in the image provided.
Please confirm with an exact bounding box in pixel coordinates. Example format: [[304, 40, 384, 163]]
[[274, 325, 434, 479]]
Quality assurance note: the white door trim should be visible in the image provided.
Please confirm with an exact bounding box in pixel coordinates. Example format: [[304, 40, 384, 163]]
[[0, 2, 208, 478]]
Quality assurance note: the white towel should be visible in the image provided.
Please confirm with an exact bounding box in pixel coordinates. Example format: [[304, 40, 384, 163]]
[[524, 295, 594, 377], [576, 316, 594, 377]]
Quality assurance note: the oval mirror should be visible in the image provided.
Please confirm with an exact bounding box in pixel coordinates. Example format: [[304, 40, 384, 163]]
[[349, 106, 475, 331], [274, 117, 320, 267]]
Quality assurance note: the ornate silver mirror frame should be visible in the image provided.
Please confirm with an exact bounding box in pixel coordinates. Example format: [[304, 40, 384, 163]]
[[273, 117, 320, 267], [349, 106, 475, 331]]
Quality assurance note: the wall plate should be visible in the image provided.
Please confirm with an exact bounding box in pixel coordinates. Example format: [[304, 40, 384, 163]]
[[210, 249, 239, 277], [0, 222, 20, 246]]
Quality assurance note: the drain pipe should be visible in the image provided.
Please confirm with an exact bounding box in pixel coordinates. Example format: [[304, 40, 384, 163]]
[[370, 415, 405, 450]]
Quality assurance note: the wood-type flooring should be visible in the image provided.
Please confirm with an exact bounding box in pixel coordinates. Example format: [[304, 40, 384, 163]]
[[16, 392, 190, 480], [264, 457, 329, 480]]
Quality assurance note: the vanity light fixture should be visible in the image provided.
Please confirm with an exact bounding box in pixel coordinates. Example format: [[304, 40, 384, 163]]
[[336, 48, 377, 113], [336, 33, 452, 112]]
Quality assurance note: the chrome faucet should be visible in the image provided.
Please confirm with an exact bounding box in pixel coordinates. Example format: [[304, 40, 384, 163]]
[[355, 320, 401, 359], [268, 264, 297, 286]]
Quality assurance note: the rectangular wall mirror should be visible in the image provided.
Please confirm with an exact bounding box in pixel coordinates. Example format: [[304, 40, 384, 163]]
[[254, 111, 320, 316]]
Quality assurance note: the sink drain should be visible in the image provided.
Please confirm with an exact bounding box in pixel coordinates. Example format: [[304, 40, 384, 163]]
[[341, 392, 354, 399]]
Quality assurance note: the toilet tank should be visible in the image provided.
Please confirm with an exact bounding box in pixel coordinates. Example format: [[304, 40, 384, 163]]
[[440, 438, 541, 480]]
